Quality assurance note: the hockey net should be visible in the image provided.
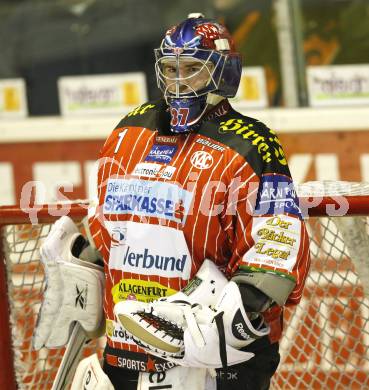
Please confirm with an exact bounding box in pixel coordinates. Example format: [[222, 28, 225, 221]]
[[0, 181, 369, 390]]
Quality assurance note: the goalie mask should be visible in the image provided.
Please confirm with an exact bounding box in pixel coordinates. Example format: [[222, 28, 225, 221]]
[[155, 14, 242, 133]]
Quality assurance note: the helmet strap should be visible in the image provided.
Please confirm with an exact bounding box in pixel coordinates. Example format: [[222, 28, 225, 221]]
[[206, 93, 225, 106]]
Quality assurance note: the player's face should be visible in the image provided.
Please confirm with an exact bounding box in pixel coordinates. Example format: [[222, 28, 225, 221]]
[[161, 58, 214, 95]]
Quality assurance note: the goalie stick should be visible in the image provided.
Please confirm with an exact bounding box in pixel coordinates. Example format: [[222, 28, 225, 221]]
[[51, 323, 88, 390]]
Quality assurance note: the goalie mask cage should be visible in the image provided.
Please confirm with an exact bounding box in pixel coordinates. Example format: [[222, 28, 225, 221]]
[[0, 181, 369, 390]]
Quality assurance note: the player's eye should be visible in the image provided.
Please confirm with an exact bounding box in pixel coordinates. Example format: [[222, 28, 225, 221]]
[[163, 65, 176, 74], [189, 66, 202, 73]]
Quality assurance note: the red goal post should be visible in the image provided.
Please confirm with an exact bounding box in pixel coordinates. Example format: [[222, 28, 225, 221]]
[[1, 182, 369, 389]]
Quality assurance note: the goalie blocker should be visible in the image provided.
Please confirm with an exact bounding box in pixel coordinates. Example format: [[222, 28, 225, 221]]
[[33, 216, 105, 350], [32, 216, 106, 390], [114, 260, 272, 369]]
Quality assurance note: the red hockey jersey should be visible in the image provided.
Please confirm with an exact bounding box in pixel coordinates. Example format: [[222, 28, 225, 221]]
[[89, 99, 310, 372]]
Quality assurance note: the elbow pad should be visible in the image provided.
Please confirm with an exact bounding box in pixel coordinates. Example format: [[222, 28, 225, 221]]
[[235, 282, 273, 313]]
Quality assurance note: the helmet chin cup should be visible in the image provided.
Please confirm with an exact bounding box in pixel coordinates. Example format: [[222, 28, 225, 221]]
[[168, 96, 208, 133]]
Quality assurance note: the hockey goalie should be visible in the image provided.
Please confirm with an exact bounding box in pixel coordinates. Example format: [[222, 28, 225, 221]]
[[33, 13, 310, 390]]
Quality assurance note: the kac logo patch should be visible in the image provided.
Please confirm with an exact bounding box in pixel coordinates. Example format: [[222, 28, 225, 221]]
[[145, 145, 177, 163], [190, 150, 214, 169]]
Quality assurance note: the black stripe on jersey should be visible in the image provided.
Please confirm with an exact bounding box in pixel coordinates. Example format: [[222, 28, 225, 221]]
[[198, 109, 291, 178], [114, 99, 291, 178], [115, 99, 171, 134]]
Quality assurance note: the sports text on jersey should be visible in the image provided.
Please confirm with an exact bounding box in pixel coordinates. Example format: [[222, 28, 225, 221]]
[[105, 352, 176, 372], [254, 174, 302, 218], [104, 179, 193, 223]]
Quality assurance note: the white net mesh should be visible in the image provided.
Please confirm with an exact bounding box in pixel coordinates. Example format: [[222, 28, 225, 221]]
[[1, 182, 369, 389], [271, 216, 369, 389], [296, 181, 369, 197], [1, 221, 104, 390]]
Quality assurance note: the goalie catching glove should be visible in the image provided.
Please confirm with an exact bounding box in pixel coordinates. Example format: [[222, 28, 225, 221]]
[[114, 260, 270, 369], [33, 216, 105, 350]]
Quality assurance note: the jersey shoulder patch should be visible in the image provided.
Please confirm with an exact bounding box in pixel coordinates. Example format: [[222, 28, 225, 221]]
[[199, 108, 290, 177]]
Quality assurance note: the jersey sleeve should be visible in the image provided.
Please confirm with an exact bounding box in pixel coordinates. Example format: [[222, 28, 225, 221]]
[[86, 125, 122, 262], [86, 100, 162, 267], [223, 123, 311, 308]]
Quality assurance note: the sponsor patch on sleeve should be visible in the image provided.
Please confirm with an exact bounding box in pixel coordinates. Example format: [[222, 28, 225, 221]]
[[254, 174, 302, 217], [242, 214, 301, 271]]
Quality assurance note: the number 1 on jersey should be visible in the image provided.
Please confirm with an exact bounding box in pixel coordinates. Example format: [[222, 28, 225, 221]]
[[114, 129, 128, 154]]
